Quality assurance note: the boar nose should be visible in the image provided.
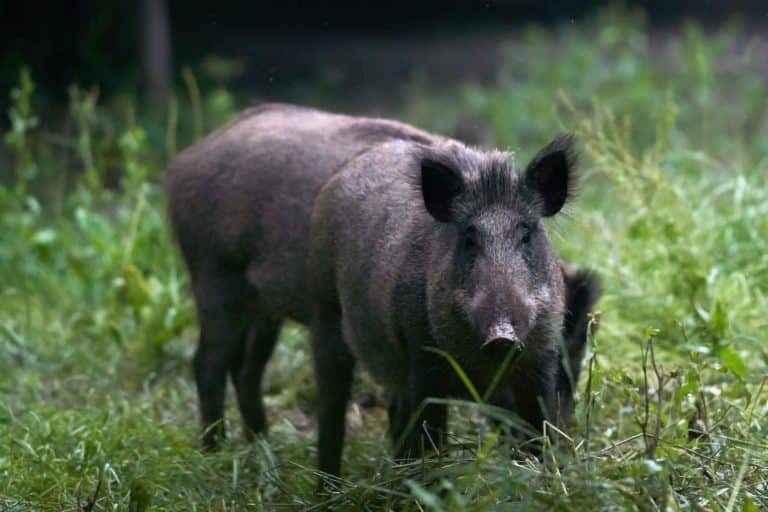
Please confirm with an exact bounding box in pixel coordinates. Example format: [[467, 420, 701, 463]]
[[481, 322, 525, 359]]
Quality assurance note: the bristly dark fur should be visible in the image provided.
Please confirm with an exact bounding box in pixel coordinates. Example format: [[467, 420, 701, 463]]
[[462, 151, 520, 214], [414, 134, 578, 223], [415, 143, 522, 221]]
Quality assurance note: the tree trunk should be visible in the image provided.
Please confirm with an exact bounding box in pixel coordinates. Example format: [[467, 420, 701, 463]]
[[141, 0, 172, 106]]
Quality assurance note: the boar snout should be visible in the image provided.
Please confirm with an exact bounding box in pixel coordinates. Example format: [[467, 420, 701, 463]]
[[481, 321, 525, 360]]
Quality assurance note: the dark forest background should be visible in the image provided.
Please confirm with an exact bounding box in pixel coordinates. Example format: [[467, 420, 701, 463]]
[[2, 0, 766, 114]]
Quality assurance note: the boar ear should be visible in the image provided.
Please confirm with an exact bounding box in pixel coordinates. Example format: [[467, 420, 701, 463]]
[[523, 134, 578, 217], [420, 158, 464, 223]]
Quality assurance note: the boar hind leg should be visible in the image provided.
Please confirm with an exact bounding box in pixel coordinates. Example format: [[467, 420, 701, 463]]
[[192, 270, 251, 451], [311, 311, 354, 477], [231, 315, 282, 440]]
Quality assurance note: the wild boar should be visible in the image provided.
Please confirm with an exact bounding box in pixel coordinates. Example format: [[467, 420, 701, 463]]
[[165, 103, 598, 457], [165, 103, 441, 449], [308, 134, 585, 475]]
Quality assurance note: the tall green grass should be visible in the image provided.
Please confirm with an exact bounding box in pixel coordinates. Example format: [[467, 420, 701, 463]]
[[2, 9, 767, 510]]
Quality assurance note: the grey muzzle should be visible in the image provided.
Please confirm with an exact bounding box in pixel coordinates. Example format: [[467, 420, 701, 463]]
[[481, 321, 525, 360]]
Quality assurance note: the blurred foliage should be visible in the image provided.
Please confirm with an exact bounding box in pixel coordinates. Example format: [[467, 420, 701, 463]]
[[1, 7, 767, 510]]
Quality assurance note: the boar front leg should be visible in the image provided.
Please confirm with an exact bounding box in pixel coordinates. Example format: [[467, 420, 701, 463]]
[[387, 392, 410, 449], [398, 349, 448, 459], [502, 356, 557, 455], [311, 310, 355, 477]]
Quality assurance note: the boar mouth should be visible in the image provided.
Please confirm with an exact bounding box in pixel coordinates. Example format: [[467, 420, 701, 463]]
[[481, 322, 525, 361]]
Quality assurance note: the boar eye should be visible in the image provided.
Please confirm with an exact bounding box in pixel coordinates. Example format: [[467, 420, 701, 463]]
[[520, 224, 532, 244], [463, 226, 479, 254]]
